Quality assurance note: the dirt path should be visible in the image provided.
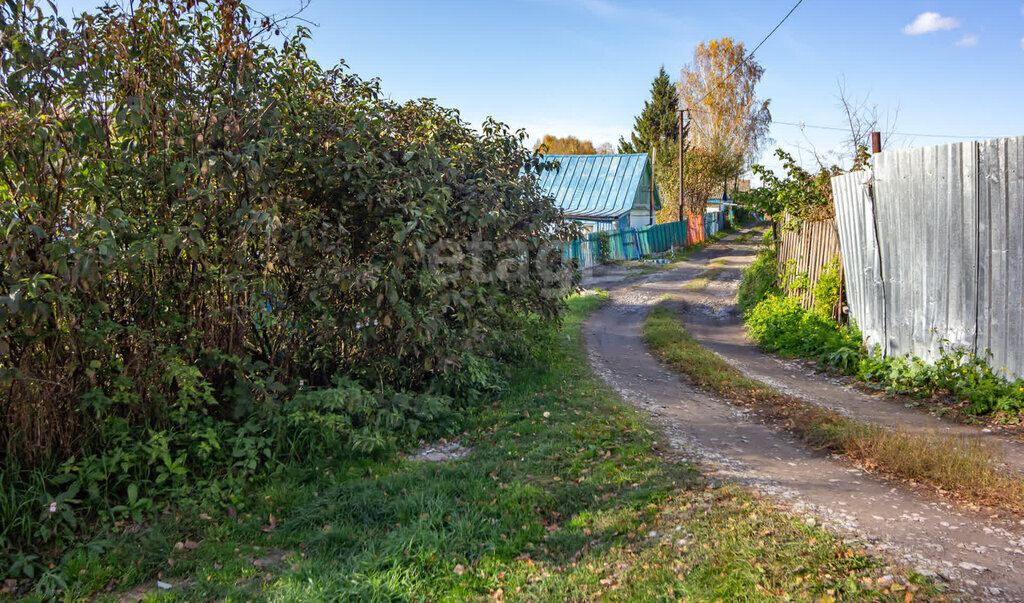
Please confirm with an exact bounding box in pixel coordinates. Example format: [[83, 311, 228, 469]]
[[681, 231, 1024, 473], [583, 227, 1024, 601]]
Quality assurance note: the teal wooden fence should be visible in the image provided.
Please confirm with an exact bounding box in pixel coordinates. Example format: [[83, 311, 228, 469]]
[[565, 209, 737, 270], [636, 220, 688, 256]]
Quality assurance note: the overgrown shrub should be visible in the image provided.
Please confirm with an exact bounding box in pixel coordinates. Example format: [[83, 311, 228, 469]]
[[597, 230, 611, 262], [281, 378, 457, 461], [0, 0, 577, 465], [811, 255, 842, 317], [745, 296, 1024, 415], [0, 376, 460, 586], [736, 232, 780, 314], [0, 0, 579, 586], [744, 295, 862, 373], [857, 347, 1024, 415]]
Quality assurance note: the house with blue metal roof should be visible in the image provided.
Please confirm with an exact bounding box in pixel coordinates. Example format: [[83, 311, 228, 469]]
[[536, 153, 661, 233]]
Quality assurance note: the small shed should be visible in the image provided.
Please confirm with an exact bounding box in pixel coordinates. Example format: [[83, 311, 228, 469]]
[[536, 153, 661, 233]]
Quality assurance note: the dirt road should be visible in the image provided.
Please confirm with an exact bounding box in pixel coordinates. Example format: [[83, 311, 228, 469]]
[[583, 228, 1024, 601]]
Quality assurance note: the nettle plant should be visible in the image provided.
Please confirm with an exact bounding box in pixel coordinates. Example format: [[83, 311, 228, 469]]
[[0, 1, 578, 476]]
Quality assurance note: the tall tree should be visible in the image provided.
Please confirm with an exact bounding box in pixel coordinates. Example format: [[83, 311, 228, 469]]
[[534, 134, 597, 154], [655, 148, 736, 224], [678, 38, 771, 182], [618, 66, 682, 165]]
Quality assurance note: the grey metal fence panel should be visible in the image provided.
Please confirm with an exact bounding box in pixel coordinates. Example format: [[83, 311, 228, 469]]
[[976, 137, 1024, 376], [1009, 139, 1024, 377], [832, 170, 886, 352], [832, 135, 1024, 377]]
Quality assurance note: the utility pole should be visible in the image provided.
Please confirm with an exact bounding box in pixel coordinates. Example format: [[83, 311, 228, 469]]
[[677, 108, 686, 223], [871, 131, 882, 154]]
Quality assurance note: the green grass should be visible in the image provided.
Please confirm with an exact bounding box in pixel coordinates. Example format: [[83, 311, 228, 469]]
[[737, 239, 780, 315], [644, 303, 1024, 519], [734, 231, 755, 245], [43, 293, 944, 601], [620, 261, 675, 278], [682, 267, 725, 291]]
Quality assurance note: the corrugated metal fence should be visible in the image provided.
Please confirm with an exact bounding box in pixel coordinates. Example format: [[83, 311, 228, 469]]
[[564, 210, 730, 269], [777, 218, 844, 316], [832, 135, 1024, 377]]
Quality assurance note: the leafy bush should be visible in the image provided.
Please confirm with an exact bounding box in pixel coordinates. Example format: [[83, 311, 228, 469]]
[[745, 149, 843, 222], [0, 0, 577, 465], [0, 373, 464, 584], [811, 255, 843, 317], [736, 234, 780, 314], [745, 296, 1024, 416], [0, 0, 580, 588], [932, 349, 1024, 415], [728, 206, 758, 226], [744, 295, 862, 373], [597, 230, 611, 262], [859, 347, 1024, 416], [281, 379, 456, 460]]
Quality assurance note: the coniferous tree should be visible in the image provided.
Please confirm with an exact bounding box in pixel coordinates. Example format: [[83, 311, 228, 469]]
[[618, 66, 685, 166], [620, 66, 689, 222]]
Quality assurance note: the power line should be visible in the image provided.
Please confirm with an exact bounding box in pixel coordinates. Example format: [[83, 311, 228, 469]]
[[687, 0, 804, 110], [747, 0, 805, 60], [773, 120, 1008, 140]]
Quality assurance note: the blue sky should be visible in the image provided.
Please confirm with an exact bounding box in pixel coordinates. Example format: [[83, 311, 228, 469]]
[[56, 0, 1024, 177]]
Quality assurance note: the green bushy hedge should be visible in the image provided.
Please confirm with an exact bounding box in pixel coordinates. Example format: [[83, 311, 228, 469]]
[[0, 0, 576, 463], [736, 231, 780, 314], [744, 295, 862, 373], [744, 296, 1024, 416], [0, 0, 579, 584]]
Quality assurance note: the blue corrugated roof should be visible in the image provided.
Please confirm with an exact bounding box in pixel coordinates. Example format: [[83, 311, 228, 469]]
[[535, 154, 660, 219]]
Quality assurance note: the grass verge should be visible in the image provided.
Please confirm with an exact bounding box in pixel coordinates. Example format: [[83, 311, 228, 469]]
[[644, 303, 1024, 516], [682, 267, 725, 291], [734, 230, 755, 245], [44, 293, 946, 601]]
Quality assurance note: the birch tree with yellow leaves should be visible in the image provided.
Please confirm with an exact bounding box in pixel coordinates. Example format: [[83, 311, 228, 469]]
[[678, 37, 772, 189]]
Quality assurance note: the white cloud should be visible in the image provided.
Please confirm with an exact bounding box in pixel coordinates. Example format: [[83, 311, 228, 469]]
[[955, 34, 978, 47], [903, 12, 960, 35]]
